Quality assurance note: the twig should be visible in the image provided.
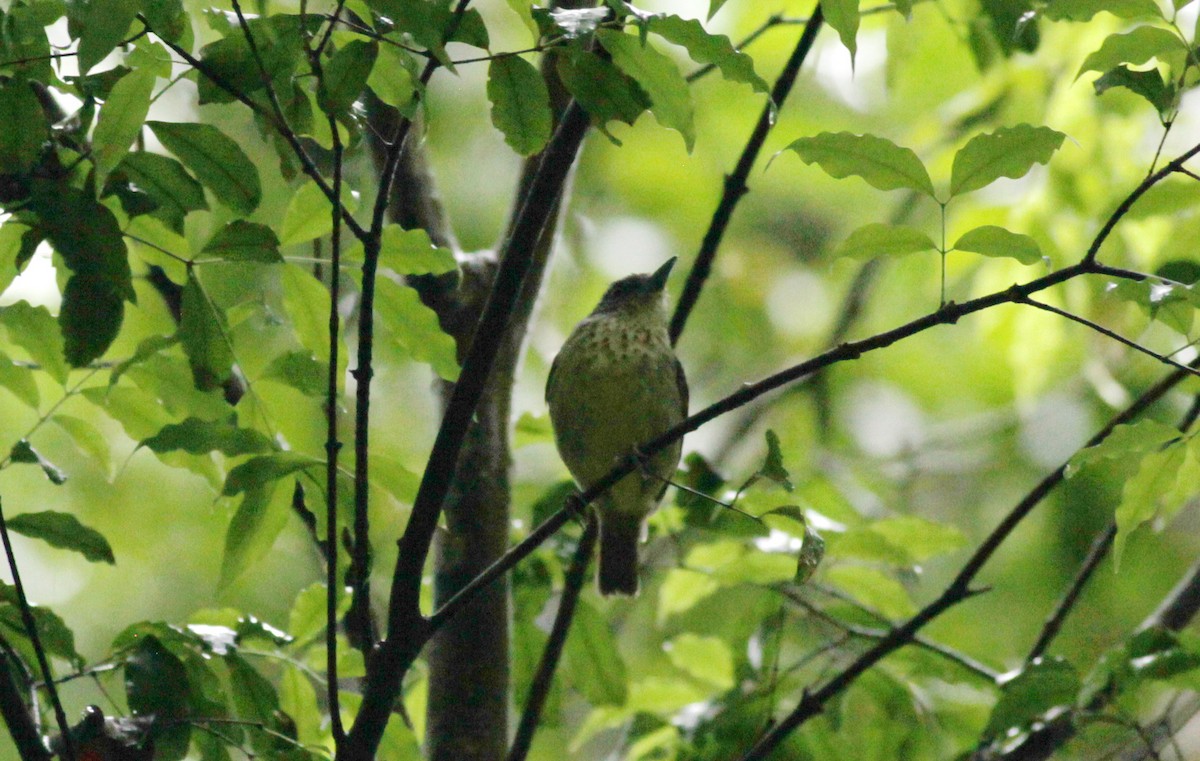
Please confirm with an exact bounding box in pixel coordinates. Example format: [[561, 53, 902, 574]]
[[506, 514, 598, 761], [1025, 525, 1116, 663], [0, 498, 74, 761], [669, 4, 825, 344]]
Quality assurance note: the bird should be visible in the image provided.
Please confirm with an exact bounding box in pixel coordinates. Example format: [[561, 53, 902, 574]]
[[546, 258, 688, 595]]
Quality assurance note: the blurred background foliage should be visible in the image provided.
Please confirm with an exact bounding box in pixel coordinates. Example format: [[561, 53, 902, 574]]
[[0, 0, 1199, 757]]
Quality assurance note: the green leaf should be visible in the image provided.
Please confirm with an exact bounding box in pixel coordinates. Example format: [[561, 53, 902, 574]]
[[200, 221, 282, 263], [835, 223, 937, 259], [379, 225, 457, 275], [657, 568, 720, 624], [949, 125, 1065, 197], [319, 40, 378, 116], [51, 414, 111, 474], [9, 440, 67, 484], [6, 510, 115, 563], [59, 274, 125, 366], [367, 44, 418, 109], [75, 0, 138, 74], [281, 264, 332, 360], [952, 225, 1043, 265], [1067, 419, 1181, 477], [782, 132, 935, 197], [263, 351, 328, 396], [665, 633, 734, 689], [0, 301, 68, 384], [375, 278, 460, 381], [1113, 441, 1187, 567], [647, 15, 768, 94], [0, 223, 31, 297], [219, 481, 288, 590], [557, 48, 650, 142], [487, 56, 553, 156], [0, 584, 82, 667], [29, 184, 133, 293], [195, 15, 308, 105], [179, 275, 233, 391], [0, 77, 49, 173], [119, 152, 209, 233], [985, 656, 1080, 737], [278, 181, 359, 247], [366, 0, 455, 68], [125, 635, 191, 758], [1076, 26, 1185, 79], [148, 121, 262, 215], [821, 0, 861, 62], [1093, 65, 1175, 116], [0, 350, 38, 408], [870, 516, 967, 561], [142, 417, 275, 456], [708, 0, 730, 18], [598, 29, 695, 151], [565, 600, 628, 705], [288, 583, 349, 643], [141, 0, 185, 42], [1044, 0, 1163, 20], [760, 430, 794, 491], [92, 68, 155, 189], [824, 565, 916, 618], [223, 452, 322, 496]]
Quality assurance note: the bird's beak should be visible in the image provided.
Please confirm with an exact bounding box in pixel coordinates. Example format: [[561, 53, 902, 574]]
[[648, 257, 677, 291]]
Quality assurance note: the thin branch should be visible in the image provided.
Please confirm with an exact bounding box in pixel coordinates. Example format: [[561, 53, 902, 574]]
[[506, 514, 598, 761], [1026, 525, 1116, 663], [0, 651, 50, 761], [1017, 295, 1200, 379], [669, 4, 825, 344], [0, 498, 74, 761], [0, 28, 148, 69]]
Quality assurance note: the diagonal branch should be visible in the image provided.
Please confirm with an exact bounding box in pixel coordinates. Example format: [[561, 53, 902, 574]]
[[669, 3, 825, 344]]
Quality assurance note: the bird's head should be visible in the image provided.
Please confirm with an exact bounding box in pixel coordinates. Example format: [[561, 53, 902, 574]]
[[592, 257, 677, 317]]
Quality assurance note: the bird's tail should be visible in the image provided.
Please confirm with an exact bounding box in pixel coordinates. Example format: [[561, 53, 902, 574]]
[[598, 515, 640, 596]]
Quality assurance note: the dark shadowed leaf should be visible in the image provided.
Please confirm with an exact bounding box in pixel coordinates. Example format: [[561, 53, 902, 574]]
[[9, 440, 66, 484], [148, 121, 262, 214], [6, 510, 114, 563], [142, 417, 275, 456]]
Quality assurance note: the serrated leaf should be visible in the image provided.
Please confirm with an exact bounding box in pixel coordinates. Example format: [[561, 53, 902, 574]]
[[148, 121, 262, 215], [119, 152, 208, 233], [200, 221, 282, 263], [1093, 65, 1175, 116], [647, 15, 768, 94], [1076, 26, 1184, 79], [6, 510, 114, 563], [93, 68, 155, 189], [949, 125, 1065, 197], [1113, 441, 1187, 567], [487, 56, 552, 156], [75, 0, 138, 74], [557, 48, 650, 142], [379, 225, 457, 275], [142, 417, 275, 456], [565, 600, 628, 705], [783, 132, 935, 196], [278, 181, 360, 247], [835, 223, 937, 259], [375, 278, 460, 381], [179, 275, 233, 391], [223, 452, 322, 496], [319, 39, 378, 116], [952, 225, 1042, 265], [986, 656, 1080, 736], [1067, 419, 1181, 476], [822, 0, 861, 61], [9, 439, 66, 483], [0, 302, 68, 384], [219, 482, 288, 590], [598, 29, 695, 151]]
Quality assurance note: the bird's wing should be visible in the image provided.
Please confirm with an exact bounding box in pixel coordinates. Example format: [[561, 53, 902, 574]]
[[674, 356, 688, 417]]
